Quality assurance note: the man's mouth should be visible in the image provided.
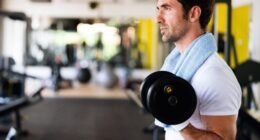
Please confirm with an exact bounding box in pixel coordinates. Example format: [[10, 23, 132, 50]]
[[160, 27, 167, 34]]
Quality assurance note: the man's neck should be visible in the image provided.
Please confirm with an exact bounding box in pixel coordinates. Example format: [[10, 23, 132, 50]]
[[175, 29, 205, 53]]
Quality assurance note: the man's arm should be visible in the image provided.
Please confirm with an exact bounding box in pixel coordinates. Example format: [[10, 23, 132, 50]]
[[180, 115, 237, 140]]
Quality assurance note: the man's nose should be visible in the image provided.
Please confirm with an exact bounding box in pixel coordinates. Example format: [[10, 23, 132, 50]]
[[156, 11, 164, 24]]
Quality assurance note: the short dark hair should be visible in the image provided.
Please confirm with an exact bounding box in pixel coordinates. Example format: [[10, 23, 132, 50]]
[[177, 0, 214, 30]]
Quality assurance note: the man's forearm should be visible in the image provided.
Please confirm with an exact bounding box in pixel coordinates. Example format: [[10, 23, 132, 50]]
[[180, 124, 224, 140]]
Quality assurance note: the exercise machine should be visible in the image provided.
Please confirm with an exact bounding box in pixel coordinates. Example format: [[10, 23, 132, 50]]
[[0, 87, 43, 140]]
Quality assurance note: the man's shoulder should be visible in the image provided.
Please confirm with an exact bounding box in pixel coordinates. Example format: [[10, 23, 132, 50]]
[[193, 53, 230, 79], [191, 52, 241, 96], [198, 53, 229, 74], [191, 53, 242, 116]]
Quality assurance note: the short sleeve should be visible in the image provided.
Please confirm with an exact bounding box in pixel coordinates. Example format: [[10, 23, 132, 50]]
[[192, 66, 241, 116]]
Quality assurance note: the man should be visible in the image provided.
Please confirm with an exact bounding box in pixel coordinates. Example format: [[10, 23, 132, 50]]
[[155, 0, 241, 140]]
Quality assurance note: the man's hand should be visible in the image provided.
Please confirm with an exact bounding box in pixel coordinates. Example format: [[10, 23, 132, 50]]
[[180, 115, 237, 140]]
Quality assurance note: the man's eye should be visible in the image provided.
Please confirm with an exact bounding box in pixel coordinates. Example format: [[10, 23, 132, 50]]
[[164, 6, 171, 10]]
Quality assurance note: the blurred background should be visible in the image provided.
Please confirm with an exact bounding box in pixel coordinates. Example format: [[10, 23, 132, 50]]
[[0, 0, 260, 140]]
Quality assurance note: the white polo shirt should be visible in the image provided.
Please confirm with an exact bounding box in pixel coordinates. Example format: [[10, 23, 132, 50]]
[[164, 53, 242, 140]]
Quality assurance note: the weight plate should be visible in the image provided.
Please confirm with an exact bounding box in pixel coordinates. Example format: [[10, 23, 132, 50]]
[[140, 71, 175, 112], [147, 74, 197, 125]]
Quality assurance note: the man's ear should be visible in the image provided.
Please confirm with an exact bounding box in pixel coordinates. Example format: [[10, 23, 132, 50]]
[[189, 6, 201, 23]]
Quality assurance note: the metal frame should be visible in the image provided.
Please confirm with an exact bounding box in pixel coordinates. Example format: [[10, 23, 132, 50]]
[[214, 0, 238, 66]]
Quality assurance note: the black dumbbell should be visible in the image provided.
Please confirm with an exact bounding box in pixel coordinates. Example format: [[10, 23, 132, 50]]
[[140, 71, 197, 125]]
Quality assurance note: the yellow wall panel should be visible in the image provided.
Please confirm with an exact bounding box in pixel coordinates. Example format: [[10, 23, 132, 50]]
[[232, 5, 250, 64], [137, 19, 157, 69], [210, 4, 250, 68]]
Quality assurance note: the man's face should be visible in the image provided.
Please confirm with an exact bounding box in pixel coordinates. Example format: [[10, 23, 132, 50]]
[[156, 0, 190, 43]]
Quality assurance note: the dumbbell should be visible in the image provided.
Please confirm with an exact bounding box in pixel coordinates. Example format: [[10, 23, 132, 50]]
[[77, 67, 91, 83], [140, 71, 197, 125]]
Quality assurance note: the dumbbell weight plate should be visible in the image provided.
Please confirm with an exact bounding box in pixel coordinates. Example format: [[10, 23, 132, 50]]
[[147, 74, 197, 125], [140, 71, 176, 112]]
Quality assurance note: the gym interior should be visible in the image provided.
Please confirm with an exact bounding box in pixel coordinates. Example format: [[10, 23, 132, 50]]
[[0, 0, 260, 140]]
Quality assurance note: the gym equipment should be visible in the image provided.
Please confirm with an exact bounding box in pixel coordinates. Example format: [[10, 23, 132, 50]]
[[77, 67, 91, 83], [0, 67, 43, 96], [0, 56, 42, 98], [0, 87, 43, 116], [95, 61, 118, 88], [213, 0, 238, 67], [233, 60, 260, 140], [140, 71, 197, 125], [0, 57, 23, 98], [0, 87, 44, 140], [0, 56, 46, 139]]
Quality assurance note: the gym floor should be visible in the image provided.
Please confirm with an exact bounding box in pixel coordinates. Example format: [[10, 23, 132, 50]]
[[0, 79, 155, 140], [40, 83, 128, 99]]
